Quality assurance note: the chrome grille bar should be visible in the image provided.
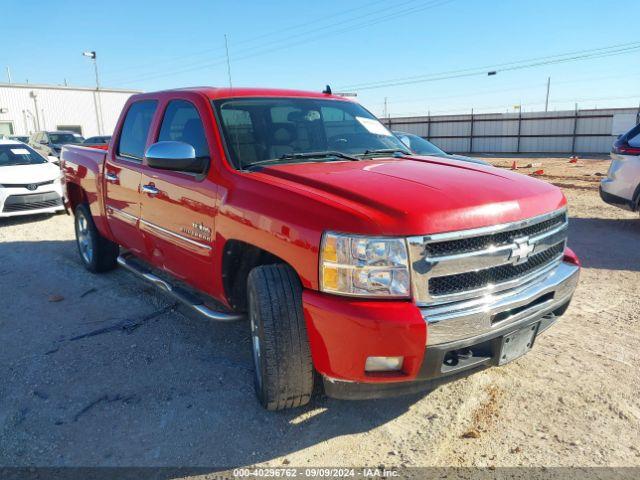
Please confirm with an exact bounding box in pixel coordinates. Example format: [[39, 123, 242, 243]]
[[408, 208, 568, 306]]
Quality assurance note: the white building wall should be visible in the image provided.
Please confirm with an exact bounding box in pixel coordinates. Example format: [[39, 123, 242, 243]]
[[0, 83, 139, 137]]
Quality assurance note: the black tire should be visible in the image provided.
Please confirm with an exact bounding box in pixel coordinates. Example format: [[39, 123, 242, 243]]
[[74, 203, 119, 273], [247, 264, 314, 410]]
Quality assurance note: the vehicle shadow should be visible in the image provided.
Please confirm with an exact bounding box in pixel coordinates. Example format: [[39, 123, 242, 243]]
[[568, 216, 640, 271], [0, 212, 61, 228], [0, 239, 429, 471]]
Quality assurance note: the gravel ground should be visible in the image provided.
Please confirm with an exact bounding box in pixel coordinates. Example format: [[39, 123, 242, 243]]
[[0, 155, 638, 471]]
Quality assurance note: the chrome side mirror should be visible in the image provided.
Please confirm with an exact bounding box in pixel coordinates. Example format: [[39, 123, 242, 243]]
[[144, 141, 205, 173]]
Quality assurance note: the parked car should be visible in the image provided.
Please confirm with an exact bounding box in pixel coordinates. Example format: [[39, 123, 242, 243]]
[[83, 135, 111, 146], [82, 135, 112, 151], [393, 131, 490, 166], [600, 123, 640, 213], [0, 139, 64, 217], [29, 130, 83, 159], [7, 135, 30, 143], [61, 87, 580, 410]]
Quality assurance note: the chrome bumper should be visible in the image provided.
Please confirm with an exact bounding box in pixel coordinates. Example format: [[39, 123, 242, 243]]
[[421, 261, 580, 345]]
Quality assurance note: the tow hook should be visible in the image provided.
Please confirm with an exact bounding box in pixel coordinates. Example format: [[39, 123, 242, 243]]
[[444, 347, 473, 367]]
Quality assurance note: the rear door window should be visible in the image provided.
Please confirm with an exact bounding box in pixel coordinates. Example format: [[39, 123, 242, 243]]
[[118, 100, 158, 161], [158, 100, 209, 158]]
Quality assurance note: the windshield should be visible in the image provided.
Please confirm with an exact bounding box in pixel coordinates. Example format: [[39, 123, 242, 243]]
[[49, 133, 81, 144], [213, 98, 408, 169], [394, 132, 446, 155], [0, 144, 48, 166]]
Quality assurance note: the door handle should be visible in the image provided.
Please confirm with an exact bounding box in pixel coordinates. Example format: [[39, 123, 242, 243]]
[[142, 184, 160, 195], [105, 172, 118, 182]]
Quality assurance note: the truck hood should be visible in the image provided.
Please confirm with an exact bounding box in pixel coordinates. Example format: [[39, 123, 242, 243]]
[[253, 155, 566, 235], [0, 162, 61, 184]]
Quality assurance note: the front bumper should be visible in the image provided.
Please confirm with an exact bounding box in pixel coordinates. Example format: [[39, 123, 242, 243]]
[[599, 185, 635, 211], [599, 153, 640, 211], [303, 259, 579, 399], [0, 183, 64, 218]]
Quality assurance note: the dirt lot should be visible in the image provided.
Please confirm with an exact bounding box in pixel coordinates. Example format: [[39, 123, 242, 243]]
[[0, 155, 639, 471]]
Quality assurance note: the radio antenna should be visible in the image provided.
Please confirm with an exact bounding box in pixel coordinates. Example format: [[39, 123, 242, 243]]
[[224, 34, 233, 88]]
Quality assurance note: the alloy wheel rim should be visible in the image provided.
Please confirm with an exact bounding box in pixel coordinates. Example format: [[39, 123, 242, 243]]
[[77, 213, 93, 264]]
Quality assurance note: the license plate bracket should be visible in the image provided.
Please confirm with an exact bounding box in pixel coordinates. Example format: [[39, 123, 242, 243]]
[[498, 323, 539, 365]]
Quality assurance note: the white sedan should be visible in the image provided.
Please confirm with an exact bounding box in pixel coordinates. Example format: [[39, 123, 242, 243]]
[[0, 139, 65, 218]]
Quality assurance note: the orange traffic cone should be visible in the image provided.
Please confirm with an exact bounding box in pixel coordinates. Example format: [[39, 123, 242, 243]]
[[531, 169, 544, 176], [511, 161, 517, 170], [569, 156, 578, 163]]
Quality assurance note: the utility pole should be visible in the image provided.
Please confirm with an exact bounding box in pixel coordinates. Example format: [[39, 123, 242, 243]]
[[544, 77, 551, 112], [383, 97, 388, 119], [5, 66, 11, 83], [224, 34, 233, 88], [83, 51, 104, 135]]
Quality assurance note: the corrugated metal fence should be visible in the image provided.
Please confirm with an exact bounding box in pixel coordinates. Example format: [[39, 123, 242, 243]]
[[382, 107, 640, 154]]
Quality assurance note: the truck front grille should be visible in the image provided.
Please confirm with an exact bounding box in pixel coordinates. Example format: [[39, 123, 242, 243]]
[[407, 209, 568, 306], [3, 192, 62, 213], [428, 242, 565, 296], [425, 212, 566, 257]]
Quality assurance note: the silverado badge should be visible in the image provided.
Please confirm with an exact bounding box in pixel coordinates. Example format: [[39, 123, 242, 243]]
[[180, 222, 212, 242]]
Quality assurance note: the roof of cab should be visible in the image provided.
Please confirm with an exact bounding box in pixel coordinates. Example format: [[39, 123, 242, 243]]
[[135, 87, 352, 101]]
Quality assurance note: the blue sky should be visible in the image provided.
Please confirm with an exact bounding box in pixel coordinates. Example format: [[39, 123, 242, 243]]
[[3, 0, 640, 116]]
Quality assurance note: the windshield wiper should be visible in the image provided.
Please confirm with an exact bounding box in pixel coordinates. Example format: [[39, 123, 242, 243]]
[[360, 148, 411, 157], [242, 151, 359, 171], [280, 151, 359, 161]]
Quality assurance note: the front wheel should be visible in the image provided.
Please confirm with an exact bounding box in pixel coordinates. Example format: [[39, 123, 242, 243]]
[[247, 264, 314, 410], [74, 203, 119, 273]]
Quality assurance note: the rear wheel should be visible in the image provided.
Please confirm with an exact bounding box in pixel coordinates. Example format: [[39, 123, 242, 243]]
[[247, 264, 314, 410], [74, 203, 119, 273]]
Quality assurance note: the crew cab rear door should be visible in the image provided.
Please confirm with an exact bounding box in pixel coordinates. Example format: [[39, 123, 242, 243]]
[[104, 99, 158, 256], [139, 96, 218, 295]]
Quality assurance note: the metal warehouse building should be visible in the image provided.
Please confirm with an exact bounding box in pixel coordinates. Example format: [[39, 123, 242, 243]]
[[0, 82, 139, 138]]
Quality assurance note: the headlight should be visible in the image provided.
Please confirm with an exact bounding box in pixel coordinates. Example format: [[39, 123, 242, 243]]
[[320, 232, 410, 298]]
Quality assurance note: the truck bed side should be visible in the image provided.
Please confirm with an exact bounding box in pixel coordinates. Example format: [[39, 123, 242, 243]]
[[61, 144, 112, 239]]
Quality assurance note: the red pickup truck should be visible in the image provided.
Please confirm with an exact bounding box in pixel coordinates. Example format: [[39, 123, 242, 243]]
[[61, 87, 580, 410]]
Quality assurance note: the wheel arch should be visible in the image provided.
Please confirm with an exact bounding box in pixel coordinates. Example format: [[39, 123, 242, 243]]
[[221, 239, 301, 312], [66, 182, 87, 213]]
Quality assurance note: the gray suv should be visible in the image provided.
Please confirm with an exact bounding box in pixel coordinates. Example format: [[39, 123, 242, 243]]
[[29, 131, 83, 159]]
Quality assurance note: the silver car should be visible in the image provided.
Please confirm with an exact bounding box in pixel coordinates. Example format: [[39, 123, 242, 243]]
[[600, 123, 640, 213], [393, 131, 490, 166]]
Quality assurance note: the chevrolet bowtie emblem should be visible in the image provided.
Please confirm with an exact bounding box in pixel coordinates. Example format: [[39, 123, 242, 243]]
[[510, 237, 535, 265]]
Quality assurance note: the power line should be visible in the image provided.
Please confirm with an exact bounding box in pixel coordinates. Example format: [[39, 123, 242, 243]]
[[113, 0, 456, 86], [369, 71, 640, 108], [340, 41, 640, 91], [385, 93, 640, 117], [103, 0, 393, 78], [108, 0, 429, 83]]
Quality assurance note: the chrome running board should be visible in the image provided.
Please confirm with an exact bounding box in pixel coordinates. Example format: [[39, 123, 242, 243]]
[[117, 254, 243, 322]]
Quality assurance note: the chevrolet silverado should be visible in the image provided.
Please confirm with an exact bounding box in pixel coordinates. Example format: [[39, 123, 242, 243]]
[[61, 87, 580, 410]]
